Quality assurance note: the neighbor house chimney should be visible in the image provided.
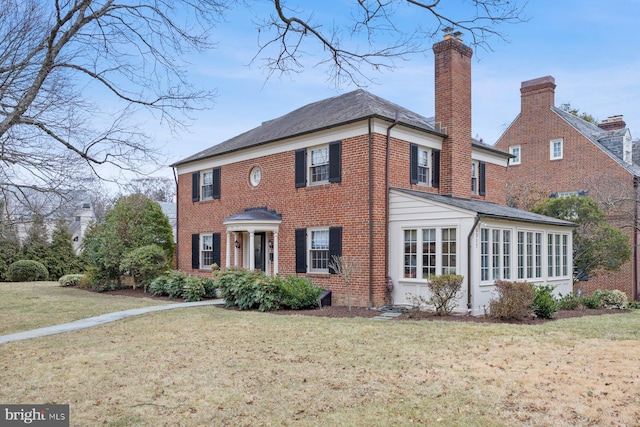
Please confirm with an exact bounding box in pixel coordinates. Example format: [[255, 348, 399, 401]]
[[433, 30, 473, 198], [598, 115, 626, 131], [520, 76, 556, 115]]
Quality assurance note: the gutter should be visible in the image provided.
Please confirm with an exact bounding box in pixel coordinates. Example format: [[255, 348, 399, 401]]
[[635, 176, 639, 301], [385, 113, 400, 306], [466, 215, 482, 312], [368, 118, 374, 307], [173, 166, 179, 270]]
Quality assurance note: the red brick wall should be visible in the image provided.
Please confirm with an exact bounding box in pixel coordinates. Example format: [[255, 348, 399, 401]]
[[495, 88, 638, 300]]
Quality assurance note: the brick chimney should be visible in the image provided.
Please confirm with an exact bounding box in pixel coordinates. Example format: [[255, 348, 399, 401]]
[[598, 115, 626, 131], [433, 31, 473, 198], [520, 76, 556, 114]]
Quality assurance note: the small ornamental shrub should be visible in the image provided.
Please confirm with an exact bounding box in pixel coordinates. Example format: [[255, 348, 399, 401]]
[[557, 292, 581, 311], [426, 274, 464, 316], [119, 244, 168, 291], [276, 276, 323, 309], [580, 294, 602, 309], [532, 285, 559, 319], [7, 260, 49, 282], [58, 273, 90, 288], [627, 301, 640, 309], [488, 280, 535, 320], [182, 276, 206, 302], [592, 289, 628, 308]]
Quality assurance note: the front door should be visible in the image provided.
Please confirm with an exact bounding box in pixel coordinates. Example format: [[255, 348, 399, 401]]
[[254, 232, 266, 272]]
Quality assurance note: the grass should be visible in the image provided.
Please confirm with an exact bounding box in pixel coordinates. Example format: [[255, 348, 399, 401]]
[[1, 284, 639, 426], [0, 281, 174, 335]]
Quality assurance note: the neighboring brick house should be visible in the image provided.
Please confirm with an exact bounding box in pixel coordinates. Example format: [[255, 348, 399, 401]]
[[173, 36, 574, 314], [495, 76, 640, 301]]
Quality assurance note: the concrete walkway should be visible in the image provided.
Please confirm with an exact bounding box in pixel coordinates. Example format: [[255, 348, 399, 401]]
[[0, 299, 223, 344]]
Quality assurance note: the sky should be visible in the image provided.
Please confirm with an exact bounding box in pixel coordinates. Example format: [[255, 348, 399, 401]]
[[144, 0, 640, 179]]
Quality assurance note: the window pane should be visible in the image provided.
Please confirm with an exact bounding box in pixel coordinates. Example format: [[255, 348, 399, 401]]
[[555, 234, 561, 276], [441, 228, 456, 275], [311, 147, 328, 165], [201, 234, 213, 267], [503, 230, 511, 279], [535, 233, 542, 278], [517, 232, 524, 279], [526, 232, 533, 279], [548, 234, 554, 277], [480, 228, 489, 281], [492, 229, 501, 280], [404, 230, 417, 278], [562, 235, 568, 276], [418, 149, 430, 184], [311, 147, 329, 183], [422, 229, 436, 279], [202, 172, 213, 198]]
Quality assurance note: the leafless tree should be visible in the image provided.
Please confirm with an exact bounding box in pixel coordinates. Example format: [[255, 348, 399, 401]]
[[122, 177, 176, 202], [328, 254, 361, 311], [1, 0, 527, 209]]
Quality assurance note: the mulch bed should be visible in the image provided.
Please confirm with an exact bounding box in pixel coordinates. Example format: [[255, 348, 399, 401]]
[[100, 286, 629, 324]]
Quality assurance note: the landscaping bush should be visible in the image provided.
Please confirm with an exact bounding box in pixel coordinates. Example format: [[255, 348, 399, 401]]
[[557, 291, 581, 310], [276, 276, 323, 309], [580, 294, 602, 309], [7, 260, 49, 282], [488, 280, 535, 320], [182, 276, 206, 302], [532, 285, 559, 319], [426, 274, 464, 316], [58, 273, 90, 288], [592, 289, 628, 308], [119, 244, 168, 291]]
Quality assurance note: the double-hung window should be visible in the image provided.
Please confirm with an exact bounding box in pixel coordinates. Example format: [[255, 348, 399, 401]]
[[548, 233, 569, 277], [310, 147, 330, 184], [403, 228, 456, 279], [471, 161, 479, 194], [202, 171, 214, 199], [550, 138, 563, 160], [310, 229, 330, 272], [201, 234, 213, 267], [417, 148, 431, 185]]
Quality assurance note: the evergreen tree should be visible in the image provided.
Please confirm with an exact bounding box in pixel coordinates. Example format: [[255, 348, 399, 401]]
[[45, 219, 82, 280], [22, 214, 49, 263], [0, 216, 21, 281]]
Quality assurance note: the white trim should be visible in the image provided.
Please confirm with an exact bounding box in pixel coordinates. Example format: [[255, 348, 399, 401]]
[[550, 138, 563, 160], [509, 145, 521, 165]]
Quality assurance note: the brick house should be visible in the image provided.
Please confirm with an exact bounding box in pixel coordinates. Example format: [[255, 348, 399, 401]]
[[173, 36, 574, 315], [495, 76, 639, 301]]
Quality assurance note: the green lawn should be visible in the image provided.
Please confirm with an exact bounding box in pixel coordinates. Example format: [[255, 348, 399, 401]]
[[0, 281, 174, 335], [1, 286, 638, 426]]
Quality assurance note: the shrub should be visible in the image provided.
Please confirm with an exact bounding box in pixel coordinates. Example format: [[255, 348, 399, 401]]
[[7, 260, 49, 282], [119, 244, 168, 291], [182, 276, 206, 302], [58, 273, 90, 287], [557, 292, 581, 311], [627, 301, 640, 309], [532, 285, 559, 319], [592, 289, 628, 308], [580, 294, 602, 309], [217, 268, 283, 311], [426, 274, 464, 316], [488, 280, 535, 320], [276, 276, 323, 309]]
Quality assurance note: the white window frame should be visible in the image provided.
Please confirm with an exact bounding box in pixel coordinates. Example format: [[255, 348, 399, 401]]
[[308, 228, 330, 273], [550, 138, 563, 160], [480, 227, 512, 282], [201, 233, 213, 269], [201, 171, 214, 200], [471, 161, 479, 194], [417, 148, 431, 186], [509, 145, 521, 165], [403, 227, 457, 279], [309, 146, 330, 185]]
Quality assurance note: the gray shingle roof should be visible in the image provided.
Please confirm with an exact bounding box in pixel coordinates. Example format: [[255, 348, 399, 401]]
[[395, 188, 575, 227], [174, 89, 445, 166], [552, 107, 640, 176]]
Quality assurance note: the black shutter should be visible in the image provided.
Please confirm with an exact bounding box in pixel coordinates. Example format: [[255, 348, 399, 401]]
[[295, 149, 307, 188], [410, 143, 418, 184], [328, 226, 342, 274], [191, 234, 200, 269], [212, 167, 221, 199], [432, 150, 440, 188], [478, 161, 486, 196], [212, 233, 221, 267], [295, 228, 307, 273], [192, 172, 200, 202], [329, 141, 342, 183]]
